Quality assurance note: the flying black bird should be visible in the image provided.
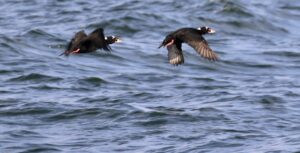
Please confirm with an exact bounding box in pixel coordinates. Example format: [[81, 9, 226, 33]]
[[159, 26, 218, 65], [61, 28, 121, 56]]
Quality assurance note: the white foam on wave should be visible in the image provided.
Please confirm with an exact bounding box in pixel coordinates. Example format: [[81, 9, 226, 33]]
[[127, 103, 157, 113]]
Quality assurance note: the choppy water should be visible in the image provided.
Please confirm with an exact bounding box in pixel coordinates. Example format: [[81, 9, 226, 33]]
[[1, 0, 300, 152]]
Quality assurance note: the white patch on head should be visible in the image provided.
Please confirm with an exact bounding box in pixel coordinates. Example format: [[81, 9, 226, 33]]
[[197, 26, 209, 30], [104, 36, 108, 40], [112, 36, 115, 39]]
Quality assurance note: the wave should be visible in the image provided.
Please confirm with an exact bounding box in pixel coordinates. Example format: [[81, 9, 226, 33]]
[[8, 73, 63, 82]]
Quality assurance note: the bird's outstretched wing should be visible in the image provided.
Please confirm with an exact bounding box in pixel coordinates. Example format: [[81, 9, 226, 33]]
[[67, 31, 87, 50], [182, 32, 218, 61], [167, 43, 184, 65], [89, 28, 111, 51], [61, 31, 87, 56]]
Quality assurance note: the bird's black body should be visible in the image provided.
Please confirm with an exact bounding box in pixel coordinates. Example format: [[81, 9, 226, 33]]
[[61, 28, 120, 56], [159, 27, 218, 65]]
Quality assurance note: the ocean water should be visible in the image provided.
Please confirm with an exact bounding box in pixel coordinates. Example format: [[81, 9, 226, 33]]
[[1, 0, 300, 152]]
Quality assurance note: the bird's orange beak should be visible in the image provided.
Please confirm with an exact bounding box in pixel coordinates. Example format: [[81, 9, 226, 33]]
[[208, 28, 216, 34]]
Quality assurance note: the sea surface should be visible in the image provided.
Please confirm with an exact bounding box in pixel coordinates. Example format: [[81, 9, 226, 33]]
[[1, 0, 300, 152]]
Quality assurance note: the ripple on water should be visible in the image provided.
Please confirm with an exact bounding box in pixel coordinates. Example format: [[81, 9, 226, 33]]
[[44, 107, 125, 122], [217, 1, 254, 17], [263, 50, 300, 58], [5, 130, 45, 139], [77, 77, 108, 87], [7, 145, 61, 153], [7, 73, 63, 83], [0, 107, 52, 116]]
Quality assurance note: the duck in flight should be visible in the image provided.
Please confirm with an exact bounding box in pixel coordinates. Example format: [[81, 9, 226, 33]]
[[159, 26, 218, 65], [61, 28, 121, 56]]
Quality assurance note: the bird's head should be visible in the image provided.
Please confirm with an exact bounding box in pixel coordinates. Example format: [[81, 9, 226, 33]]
[[159, 35, 175, 48], [105, 36, 122, 44], [197, 26, 216, 34]]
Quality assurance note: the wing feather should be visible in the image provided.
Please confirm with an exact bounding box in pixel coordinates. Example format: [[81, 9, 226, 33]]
[[182, 32, 218, 61], [62, 31, 87, 56], [167, 43, 184, 65], [89, 28, 111, 51]]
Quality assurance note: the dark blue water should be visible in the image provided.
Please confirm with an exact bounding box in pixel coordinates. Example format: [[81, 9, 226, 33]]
[[1, 0, 300, 152]]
